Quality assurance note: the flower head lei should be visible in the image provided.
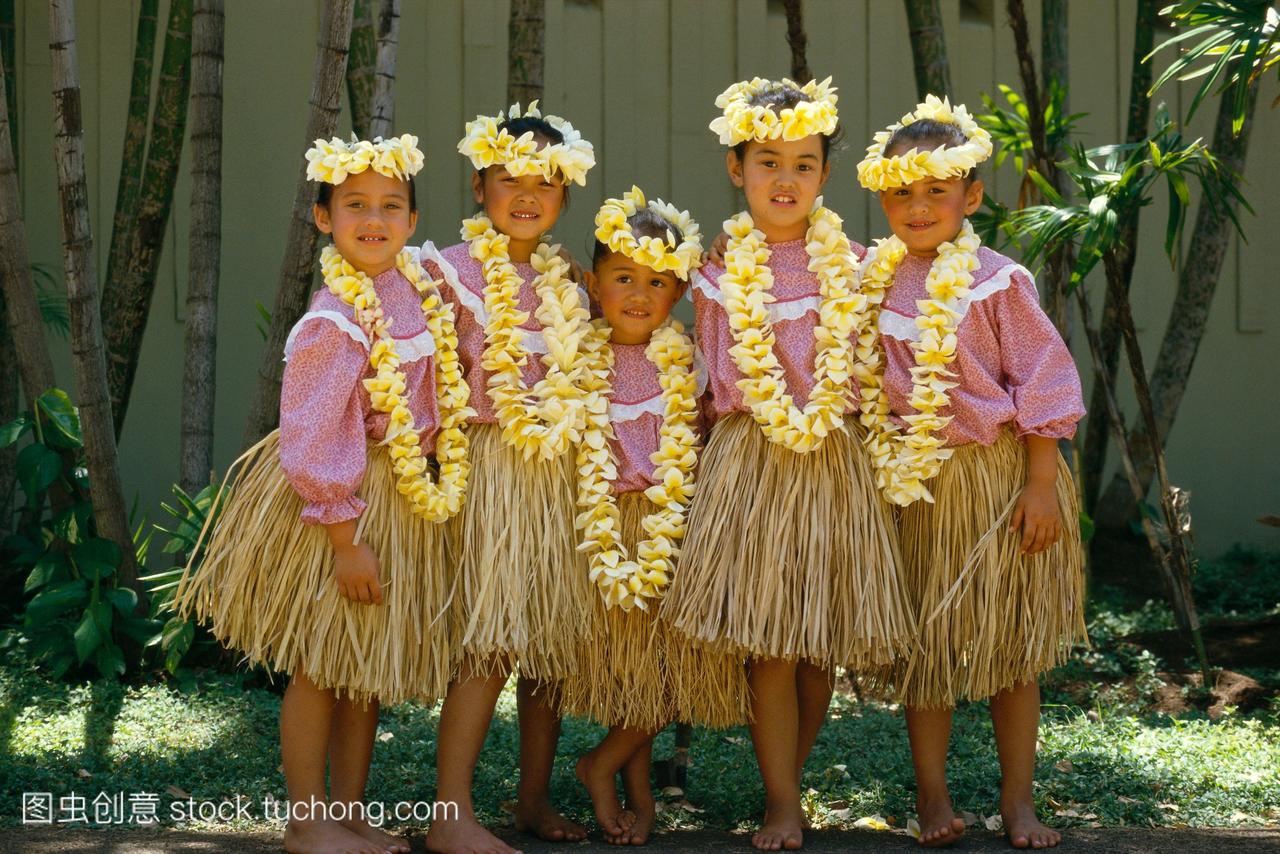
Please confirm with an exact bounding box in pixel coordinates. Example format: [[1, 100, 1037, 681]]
[[305, 133, 425, 185], [594, 186, 704, 281], [709, 76, 839, 146], [458, 101, 596, 186], [306, 136, 475, 521], [856, 95, 992, 192]]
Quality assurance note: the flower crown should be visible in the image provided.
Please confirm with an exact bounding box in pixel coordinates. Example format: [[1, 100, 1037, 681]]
[[594, 186, 703, 281], [457, 101, 595, 187], [856, 95, 993, 191], [305, 134, 424, 185], [709, 76, 839, 146]]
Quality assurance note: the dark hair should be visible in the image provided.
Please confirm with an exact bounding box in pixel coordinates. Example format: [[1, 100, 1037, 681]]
[[591, 208, 689, 280], [315, 172, 418, 211], [474, 114, 571, 207], [730, 84, 843, 163], [884, 119, 977, 183]]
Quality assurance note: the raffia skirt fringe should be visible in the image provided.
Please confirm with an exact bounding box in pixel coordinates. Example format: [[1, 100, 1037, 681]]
[[447, 423, 589, 682], [660, 413, 913, 670], [172, 430, 452, 706], [556, 492, 750, 731], [865, 430, 1087, 709]]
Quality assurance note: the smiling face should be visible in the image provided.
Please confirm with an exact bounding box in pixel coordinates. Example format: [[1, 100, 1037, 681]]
[[471, 142, 566, 261], [727, 135, 830, 243], [313, 169, 417, 277], [878, 141, 984, 257], [586, 252, 687, 345]]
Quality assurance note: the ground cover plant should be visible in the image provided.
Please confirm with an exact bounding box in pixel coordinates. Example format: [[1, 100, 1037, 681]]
[[1, 548, 1277, 838]]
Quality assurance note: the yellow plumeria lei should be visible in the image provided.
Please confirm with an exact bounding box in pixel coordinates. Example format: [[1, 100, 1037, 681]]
[[857, 220, 982, 506], [857, 95, 993, 191], [594, 186, 703, 280], [305, 134, 425, 185], [719, 201, 872, 453], [458, 101, 596, 186], [463, 214, 602, 461], [319, 246, 475, 521], [575, 320, 699, 611], [709, 76, 839, 146]]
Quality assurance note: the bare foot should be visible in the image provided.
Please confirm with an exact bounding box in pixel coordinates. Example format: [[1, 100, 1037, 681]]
[[342, 817, 410, 853], [284, 818, 384, 854], [513, 796, 587, 843], [1002, 799, 1060, 849], [425, 812, 520, 854], [915, 792, 966, 848], [621, 794, 655, 845], [575, 753, 627, 840], [752, 801, 804, 851]]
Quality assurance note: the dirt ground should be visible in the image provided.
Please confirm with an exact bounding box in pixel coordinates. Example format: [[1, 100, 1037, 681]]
[[2, 826, 1279, 853]]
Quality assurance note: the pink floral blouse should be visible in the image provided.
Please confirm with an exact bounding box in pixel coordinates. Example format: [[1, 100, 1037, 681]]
[[877, 245, 1085, 446], [278, 266, 439, 525]]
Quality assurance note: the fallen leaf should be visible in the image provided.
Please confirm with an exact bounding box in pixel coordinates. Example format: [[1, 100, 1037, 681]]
[[983, 814, 1004, 832], [76, 768, 92, 779], [1117, 796, 1139, 804], [661, 786, 684, 798], [959, 810, 979, 827], [1053, 759, 1074, 773], [827, 799, 848, 810], [499, 799, 517, 815], [377, 731, 394, 742], [166, 785, 191, 800], [829, 808, 852, 821], [679, 802, 704, 813], [1158, 803, 1180, 812], [1081, 813, 1098, 821], [723, 735, 747, 745]]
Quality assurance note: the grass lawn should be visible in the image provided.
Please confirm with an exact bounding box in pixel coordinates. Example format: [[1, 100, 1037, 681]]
[[2, 593, 1279, 837]]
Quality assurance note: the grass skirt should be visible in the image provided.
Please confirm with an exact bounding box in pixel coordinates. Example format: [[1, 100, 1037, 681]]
[[173, 431, 452, 706], [556, 492, 750, 731], [867, 431, 1087, 709], [448, 423, 589, 682], [660, 413, 913, 670]]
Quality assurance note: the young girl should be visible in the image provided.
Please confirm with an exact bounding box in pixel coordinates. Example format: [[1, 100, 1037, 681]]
[[417, 103, 596, 854], [558, 187, 750, 845], [177, 135, 469, 854], [660, 78, 913, 851], [855, 96, 1087, 849]]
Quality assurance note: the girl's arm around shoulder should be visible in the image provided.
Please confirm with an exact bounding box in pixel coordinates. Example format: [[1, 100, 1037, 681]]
[[992, 267, 1085, 440], [278, 312, 372, 525]]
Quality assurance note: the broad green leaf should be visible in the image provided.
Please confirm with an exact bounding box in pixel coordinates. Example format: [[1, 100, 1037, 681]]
[[24, 553, 71, 594], [73, 601, 112, 663], [93, 642, 126, 678], [17, 443, 62, 502], [25, 579, 88, 622], [36, 389, 82, 449], [72, 538, 122, 582], [104, 586, 138, 615], [0, 415, 31, 448]]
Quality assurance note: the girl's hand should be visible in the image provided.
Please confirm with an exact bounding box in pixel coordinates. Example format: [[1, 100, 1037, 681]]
[[1009, 480, 1062, 556], [333, 541, 383, 604], [323, 518, 383, 604], [702, 231, 730, 267]]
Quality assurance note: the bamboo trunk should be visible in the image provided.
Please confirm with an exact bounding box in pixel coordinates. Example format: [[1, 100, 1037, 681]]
[[903, 0, 951, 99], [507, 0, 544, 106], [48, 0, 140, 595], [101, 0, 158, 334], [0, 60, 56, 405], [240, 0, 354, 448], [1040, 0, 1072, 340], [1083, 0, 1157, 512], [346, 0, 375, 137], [368, 0, 399, 139], [781, 0, 811, 83], [180, 0, 223, 496], [1, 0, 17, 167], [100, 0, 192, 438], [1095, 82, 1260, 526]]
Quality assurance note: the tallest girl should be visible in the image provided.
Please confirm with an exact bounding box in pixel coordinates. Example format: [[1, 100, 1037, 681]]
[[418, 103, 597, 854], [662, 78, 913, 851]]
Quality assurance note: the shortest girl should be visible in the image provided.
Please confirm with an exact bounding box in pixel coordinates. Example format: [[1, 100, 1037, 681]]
[[560, 187, 749, 845], [856, 97, 1086, 850]]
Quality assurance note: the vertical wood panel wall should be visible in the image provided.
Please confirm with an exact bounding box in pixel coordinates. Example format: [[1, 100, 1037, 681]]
[[11, 0, 1279, 553]]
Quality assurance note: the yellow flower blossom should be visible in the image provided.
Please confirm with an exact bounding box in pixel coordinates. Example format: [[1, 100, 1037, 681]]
[[457, 101, 596, 186], [709, 77, 839, 146], [857, 95, 993, 192]]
